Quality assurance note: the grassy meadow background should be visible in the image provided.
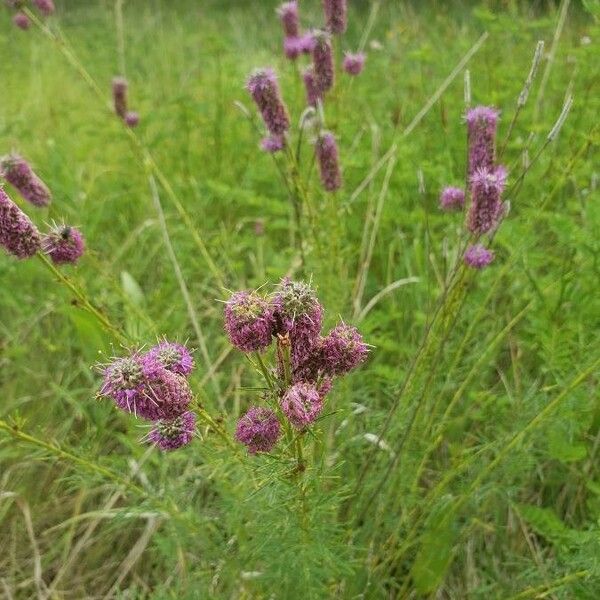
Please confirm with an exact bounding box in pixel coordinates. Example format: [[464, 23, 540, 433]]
[[0, 0, 599, 597]]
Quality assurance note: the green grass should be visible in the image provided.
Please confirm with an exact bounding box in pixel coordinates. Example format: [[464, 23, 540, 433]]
[[1, 0, 599, 597]]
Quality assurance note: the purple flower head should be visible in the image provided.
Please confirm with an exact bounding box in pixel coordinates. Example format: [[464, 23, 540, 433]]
[[246, 68, 290, 137], [42, 224, 85, 265], [283, 36, 302, 60], [321, 323, 368, 376], [125, 111, 139, 128], [323, 0, 347, 35], [281, 382, 323, 429], [149, 411, 196, 451], [261, 135, 285, 153], [315, 132, 342, 192], [466, 106, 500, 176], [13, 12, 30, 30], [0, 188, 41, 259], [439, 186, 465, 211], [145, 341, 195, 376], [273, 279, 323, 367], [224, 290, 275, 352], [33, 0, 55, 16], [312, 32, 335, 93], [100, 354, 192, 421], [464, 244, 495, 269], [235, 406, 281, 454], [0, 154, 52, 207], [303, 67, 322, 107], [299, 33, 316, 54], [112, 77, 128, 119], [277, 1, 300, 38], [467, 166, 507, 235], [343, 52, 366, 76]]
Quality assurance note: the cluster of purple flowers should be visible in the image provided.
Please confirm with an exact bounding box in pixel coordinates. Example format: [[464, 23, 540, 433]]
[[7, 0, 55, 31], [225, 279, 368, 455], [98, 341, 196, 451], [112, 77, 140, 128], [1, 154, 51, 207], [438, 105, 508, 270]]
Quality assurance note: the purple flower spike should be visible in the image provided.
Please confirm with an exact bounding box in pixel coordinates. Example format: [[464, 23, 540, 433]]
[[303, 67, 322, 107], [246, 68, 290, 137], [343, 52, 366, 76], [42, 224, 85, 265], [312, 32, 335, 93], [261, 135, 285, 153], [224, 291, 275, 353], [315, 132, 342, 192], [236, 406, 281, 454], [281, 382, 323, 429], [283, 36, 302, 60], [125, 111, 139, 128], [33, 0, 55, 16], [0, 155, 52, 207], [112, 77, 128, 119], [439, 186, 465, 211], [321, 323, 368, 376], [13, 12, 30, 30], [0, 188, 41, 259], [323, 0, 347, 35], [467, 166, 507, 235], [466, 106, 500, 176], [145, 341, 195, 377], [278, 1, 300, 38], [464, 244, 495, 269], [149, 411, 196, 451], [299, 33, 316, 54]]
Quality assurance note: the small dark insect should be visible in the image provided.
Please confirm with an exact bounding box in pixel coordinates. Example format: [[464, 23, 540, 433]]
[[60, 226, 72, 240]]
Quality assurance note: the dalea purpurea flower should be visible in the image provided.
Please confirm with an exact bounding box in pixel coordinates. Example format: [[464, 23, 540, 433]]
[[149, 411, 196, 451], [145, 341, 195, 377], [283, 36, 302, 60], [224, 290, 275, 352], [467, 166, 507, 235], [343, 52, 366, 76], [125, 111, 139, 128], [0, 154, 52, 207], [466, 106, 500, 176], [303, 67, 321, 107], [12, 12, 30, 30], [261, 135, 285, 153], [320, 323, 368, 376], [33, 0, 55, 16], [112, 77, 128, 119], [439, 186, 465, 211], [315, 132, 342, 192], [0, 187, 41, 259], [281, 382, 324, 429], [312, 31, 334, 92], [42, 224, 85, 265], [236, 406, 281, 454], [323, 0, 347, 35], [246, 68, 290, 137], [277, 1, 299, 38], [464, 244, 495, 269]]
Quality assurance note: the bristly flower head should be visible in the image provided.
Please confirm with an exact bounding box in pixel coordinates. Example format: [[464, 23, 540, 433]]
[[277, 1, 300, 38], [467, 166, 507, 235], [303, 67, 322, 107], [99, 354, 192, 421], [281, 382, 323, 429], [343, 52, 366, 76], [0, 154, 52, 207], [224, 290, 275, 352], [299, 32, 316, 54], [13, 12, 30, 30], [42, 224, 85, 265], [112, 77, 128, 119], [439, 186, 465, 211], [312, 31, 335, 92], [246, 68, 290, 137], [261, 135, 285, 153], [315, 132, 342, 192], [125, 111, 139, 128], [145, 341, 195, 377], [321, 323, 368, 376], [323, 0, 347, 35], [235, 406, 281, 454], [465, 106, 500, 176], [464, 244, 495, 269], [33, 0, 55, 16], [149, 411, 196, 451], [0, 187, 41, 259]]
